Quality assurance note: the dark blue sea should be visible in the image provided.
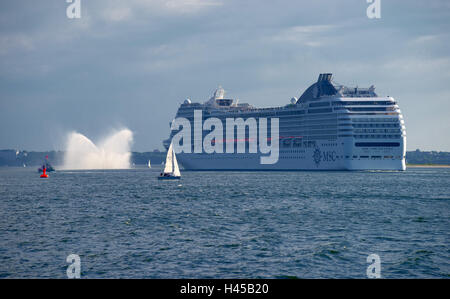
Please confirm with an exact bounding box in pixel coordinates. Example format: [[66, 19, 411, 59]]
[[0, 167, 448, 278]]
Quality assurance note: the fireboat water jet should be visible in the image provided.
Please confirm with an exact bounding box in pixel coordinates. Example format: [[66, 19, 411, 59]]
[[62, 129, 133, 170]]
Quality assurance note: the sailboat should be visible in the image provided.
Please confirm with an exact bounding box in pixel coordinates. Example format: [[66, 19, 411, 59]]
[[158, 143, 181, 180], [147, 160, 151, 168]]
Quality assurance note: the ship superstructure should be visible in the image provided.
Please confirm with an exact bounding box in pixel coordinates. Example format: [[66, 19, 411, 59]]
[[163, 74, 406, 170]]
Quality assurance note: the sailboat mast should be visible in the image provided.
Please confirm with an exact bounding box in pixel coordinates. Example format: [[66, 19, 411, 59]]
[[172, 147, 175, 174]]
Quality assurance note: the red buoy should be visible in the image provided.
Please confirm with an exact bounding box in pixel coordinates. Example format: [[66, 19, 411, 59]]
[[40, 166, 49, 178]]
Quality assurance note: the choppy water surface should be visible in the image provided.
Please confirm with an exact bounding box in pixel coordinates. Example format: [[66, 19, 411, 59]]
[[0, 167, 448, 278]]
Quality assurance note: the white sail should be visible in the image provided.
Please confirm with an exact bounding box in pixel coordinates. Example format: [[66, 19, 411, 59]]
[[172, 150, 181, 177], [163, 143, 173, 174], [148, 160, 151, 168]]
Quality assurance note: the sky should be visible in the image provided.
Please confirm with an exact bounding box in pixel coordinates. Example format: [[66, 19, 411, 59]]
[[0, 0, 449, 152]]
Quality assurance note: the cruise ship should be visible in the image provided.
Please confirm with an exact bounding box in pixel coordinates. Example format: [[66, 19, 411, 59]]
[[163, 74, 406, 170]]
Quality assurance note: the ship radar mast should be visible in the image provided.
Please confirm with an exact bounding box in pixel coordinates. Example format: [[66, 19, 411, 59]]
[[214, 86, 225, 99]]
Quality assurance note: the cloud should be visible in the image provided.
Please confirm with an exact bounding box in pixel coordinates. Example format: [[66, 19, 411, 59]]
[[102, 6, 133, 22], [165, 0, 223, 12], [411, 34, 439, 44], [269, 25, 337, 47], [0, 34, 35, 55], [382, 56, 450, 77], [97, 0, 223, 22], [0, 0, 450, 151]]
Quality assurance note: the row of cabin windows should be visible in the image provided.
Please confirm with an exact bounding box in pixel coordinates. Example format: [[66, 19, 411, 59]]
[[334, 107, 396, 112], [332, 101, 395, 106], [352, 118, 398, 122], [353, 123, 399, 128], [354, 135, 402, 139], [354, 129, 401, 133]]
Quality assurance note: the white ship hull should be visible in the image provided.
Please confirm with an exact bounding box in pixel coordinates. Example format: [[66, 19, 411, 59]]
[[176, 136, 406, 171], [164, 74, 407, 171]]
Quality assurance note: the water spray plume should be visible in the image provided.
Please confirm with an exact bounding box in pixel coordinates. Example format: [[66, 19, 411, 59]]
[[62, 129, 133, 170]]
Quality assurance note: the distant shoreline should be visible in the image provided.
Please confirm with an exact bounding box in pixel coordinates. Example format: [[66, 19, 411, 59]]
[[406, 164, 450, 168], [1, 149, 450, 168], [2, 164, 450, 170]]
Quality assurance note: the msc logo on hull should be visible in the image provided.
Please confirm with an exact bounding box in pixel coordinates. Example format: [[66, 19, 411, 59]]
[[313, 148, 337, 167], [313, 148, 322, 167]]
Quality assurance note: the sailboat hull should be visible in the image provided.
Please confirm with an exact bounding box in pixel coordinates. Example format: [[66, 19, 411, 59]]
[[157, 176, 181, 180]]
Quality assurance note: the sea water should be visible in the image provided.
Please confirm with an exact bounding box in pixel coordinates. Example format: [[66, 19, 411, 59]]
[[0, 167, 448, 278]]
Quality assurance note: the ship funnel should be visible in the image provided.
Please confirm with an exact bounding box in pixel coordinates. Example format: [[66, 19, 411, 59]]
[[318, 73, 333, 82]]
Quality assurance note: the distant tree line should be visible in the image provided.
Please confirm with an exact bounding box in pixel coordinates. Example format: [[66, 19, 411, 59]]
[[0, 150, 166, 167], [406, 149, 450, 165], [1, 149, 449, 167]]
